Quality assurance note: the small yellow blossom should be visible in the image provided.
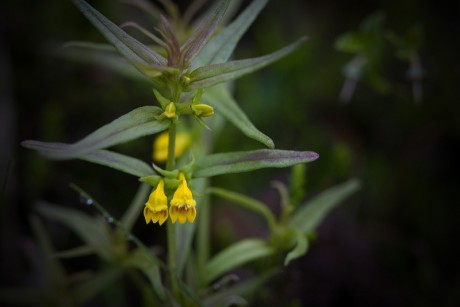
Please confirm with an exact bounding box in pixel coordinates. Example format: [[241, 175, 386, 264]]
[[169, 173, 196, 224], [192, 104, 214, 117], [164, 102, 176, 119], [144, 179, 168, 225], [153, 131, 191, 162]]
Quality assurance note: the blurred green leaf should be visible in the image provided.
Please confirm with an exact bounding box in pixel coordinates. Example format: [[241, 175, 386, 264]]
[[188, 37, 307, 89], [37, 202, 115, 261], [120, 183, 151, 231], [203, 84, 274, 148], [192, 0, 268, 68], [80, 149, 154, 177], [72, 268, 123, 306], [335, 32, 366, 53], [194, 149, 319, 178], [22, 106, 168, 160], [290, 164, 306, 207], [288, 179, 361, 234], [203, 239, 275, 284], [284, 230, 309, 266], [51, 245, 96, 259], [124, 248, 166, 300], [71, 0, 166, 67], [203, 269, 278, 307], [209, 187, 277, 231]]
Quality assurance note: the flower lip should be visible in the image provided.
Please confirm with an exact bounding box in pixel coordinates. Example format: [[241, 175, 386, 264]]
[[169, 173, 197, 224]]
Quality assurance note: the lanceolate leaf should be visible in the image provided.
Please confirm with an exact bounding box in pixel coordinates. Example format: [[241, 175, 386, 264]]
[[180, 0, 230, 64], [192, 0, 268, 69], [38, 202, 114, 261], [80, 150, 154, 177], [288, 179, 361, 234], [203, 269, 278, 307], [71, 0, 166, 67], [203, 239, 274, 284], [194, 149, 319, 178], [22, 106, 169, 160], [124, 248, 166, 300], [284, 230, 309, 266], [188, 37, 307, 89], [202, 85, 274, 148]]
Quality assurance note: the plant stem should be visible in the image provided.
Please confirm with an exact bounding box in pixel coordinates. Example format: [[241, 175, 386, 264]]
[[166, 122, 179, 297], [166, 122, 176, 171]]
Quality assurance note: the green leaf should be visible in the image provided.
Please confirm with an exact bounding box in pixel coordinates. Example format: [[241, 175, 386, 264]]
[[209, 187, 277, 232], [37, 202, 115, 261], [51, 245, 96, 259], [335, 32, 366, 53], [203, 239, 274, 284], [22, 106, 169, 160], [288, 179, 361, 234], [284, 230, 309, 266], [29, 216, 67, 287], [192, 0, 268, 68], [194, 149, 319, 178], [202, 85, 274, 148], [188, 37, 307, 89], [72, 268, 123, 306], [124, 248, 166, 300], [203, 269, 278, 307], [71, 0, 166, 66], [120, 183, 151, 231], [80, 149, 154, 177], [180, 0, 230, 64]]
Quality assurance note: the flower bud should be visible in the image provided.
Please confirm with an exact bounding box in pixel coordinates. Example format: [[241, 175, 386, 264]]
[[164, 102, 176, 119], [192, 104, 214, 117]]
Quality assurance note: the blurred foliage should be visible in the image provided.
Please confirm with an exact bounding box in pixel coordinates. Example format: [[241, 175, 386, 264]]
[[2, 0, 460, 306]]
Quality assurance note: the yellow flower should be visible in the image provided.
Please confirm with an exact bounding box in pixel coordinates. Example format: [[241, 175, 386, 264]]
[[153, 131, 191, 162], [169, 173, 196, 224], [144, 179, 168, 225]]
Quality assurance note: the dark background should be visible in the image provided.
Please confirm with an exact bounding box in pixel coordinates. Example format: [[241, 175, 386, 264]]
[[1, 0, 460, 306]]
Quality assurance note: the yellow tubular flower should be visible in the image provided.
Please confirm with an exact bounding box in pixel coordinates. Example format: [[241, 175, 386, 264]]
[[144, 179, 168, 225], [153, 132, 191, 162], [169, 173, 196, 224]]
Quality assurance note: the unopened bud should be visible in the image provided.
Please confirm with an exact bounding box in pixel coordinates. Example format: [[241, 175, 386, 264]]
[[192, 104, 214, 117], [164, 102, 176, 118]]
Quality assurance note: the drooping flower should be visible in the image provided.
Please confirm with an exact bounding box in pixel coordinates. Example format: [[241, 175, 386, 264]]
[[153, 131, 191, 162], [169, 173, 196, 224], [144, 179, 168, 225]]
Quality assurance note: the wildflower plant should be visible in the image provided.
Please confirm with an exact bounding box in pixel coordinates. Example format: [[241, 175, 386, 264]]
[[20, 0, 360, 305]]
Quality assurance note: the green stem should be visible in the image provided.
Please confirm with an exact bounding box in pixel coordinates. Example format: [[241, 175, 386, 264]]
[[166, 122, 176, 171], [166, 122, 179, 297]]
